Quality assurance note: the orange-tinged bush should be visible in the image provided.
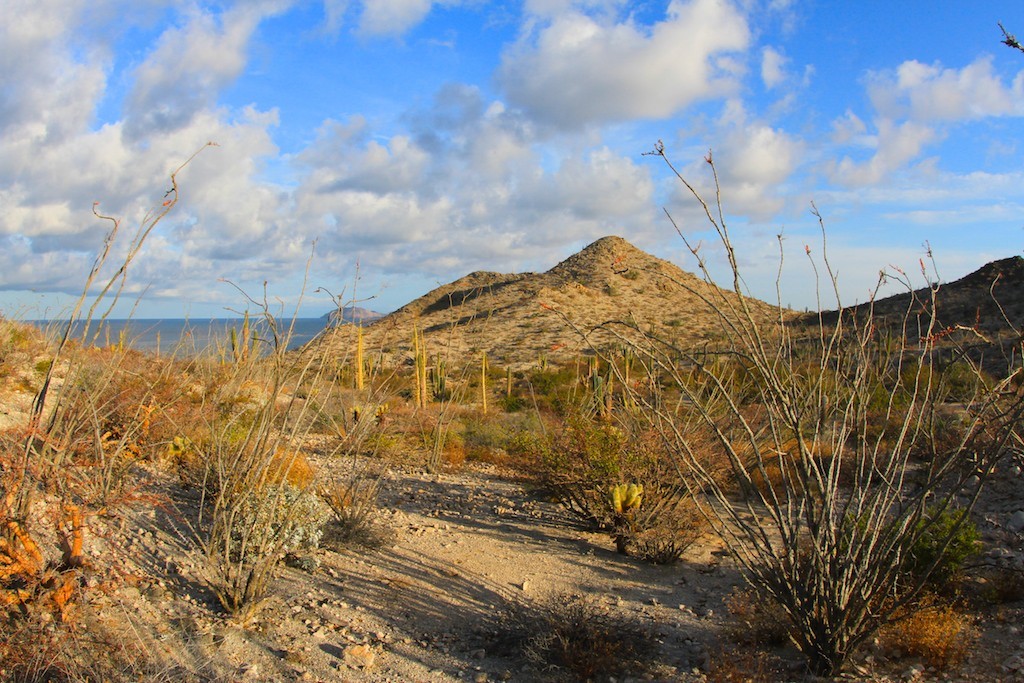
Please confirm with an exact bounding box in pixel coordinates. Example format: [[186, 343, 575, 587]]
[[881, 598, 976, 670]]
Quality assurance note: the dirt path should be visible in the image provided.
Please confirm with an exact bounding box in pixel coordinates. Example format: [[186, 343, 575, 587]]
[[82, 460, 1024, 682], [103, 463, 740, 682]]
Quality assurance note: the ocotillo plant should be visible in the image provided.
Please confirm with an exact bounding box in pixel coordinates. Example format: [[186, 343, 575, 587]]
[[355, 325, 365, 391]]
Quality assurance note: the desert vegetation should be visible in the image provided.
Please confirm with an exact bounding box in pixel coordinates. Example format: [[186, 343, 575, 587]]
[[2, 146, 1023, 682]]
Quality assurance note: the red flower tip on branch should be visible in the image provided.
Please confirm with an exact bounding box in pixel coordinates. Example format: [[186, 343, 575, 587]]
[[550, 343, 565, 352], [539, 302, 553, 311], [805, 245, 811, 255]]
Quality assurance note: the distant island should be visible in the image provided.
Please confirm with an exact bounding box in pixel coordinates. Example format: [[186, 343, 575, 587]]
[[322, 306, 385, 326]]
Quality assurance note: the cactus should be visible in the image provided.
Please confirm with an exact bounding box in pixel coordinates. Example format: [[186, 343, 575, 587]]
[[431, 357, 448, 400], [412, 325, 428, 408], [610, 483, 643, 514], [481, 351, 488, 415], [610, 483, 643, 554]]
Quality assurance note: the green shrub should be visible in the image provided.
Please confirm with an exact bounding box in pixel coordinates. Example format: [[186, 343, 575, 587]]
[[906, 507, 980, 588]]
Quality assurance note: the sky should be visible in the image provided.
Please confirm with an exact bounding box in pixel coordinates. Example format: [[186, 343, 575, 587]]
[[2, 0, 1023, 320]]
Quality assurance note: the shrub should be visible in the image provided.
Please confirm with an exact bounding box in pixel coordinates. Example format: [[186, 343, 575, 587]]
[[319, 474, 395, 551], [627, 145, 1024, 676], [495, 593, 657, 682], [905, 506, 980, 589], [724, 587, 792, 647], [879, 597, 976, 670], [537, 411, 706, 561]]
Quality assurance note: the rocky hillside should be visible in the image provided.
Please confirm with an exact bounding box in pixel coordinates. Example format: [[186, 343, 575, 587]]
[[814, 256, 1024, 340], [311, 236, 784, 368]]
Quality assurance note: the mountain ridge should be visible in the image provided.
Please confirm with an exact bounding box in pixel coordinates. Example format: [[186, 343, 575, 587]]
[[310, 237, 1024, 369], [311, 235, 780, 368]]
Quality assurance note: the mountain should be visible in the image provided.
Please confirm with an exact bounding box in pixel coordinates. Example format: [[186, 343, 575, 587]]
[[816, 256, 1024, 339], [310, 236, 782, 368], [322, 306, 385, 326]]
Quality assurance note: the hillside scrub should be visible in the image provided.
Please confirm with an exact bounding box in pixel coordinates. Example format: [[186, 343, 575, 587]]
[[614, 145, 1024, 676]]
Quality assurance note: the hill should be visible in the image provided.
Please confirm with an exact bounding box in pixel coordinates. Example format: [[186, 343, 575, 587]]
[[310, 236, 783, 368], [815, 256, 1024, 339]]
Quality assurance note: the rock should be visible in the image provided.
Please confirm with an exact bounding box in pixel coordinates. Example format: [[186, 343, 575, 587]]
[[988, 547, 1015, 561], [1002, 653, 1024, 672], [904, 663, 924, 679], [343, 643, 376, 669], [1007, 510, 1024, 533]]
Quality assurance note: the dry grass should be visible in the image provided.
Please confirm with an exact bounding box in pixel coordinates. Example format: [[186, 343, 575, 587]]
[[494, 592, 658, 682], [879, 597, 976, 671]]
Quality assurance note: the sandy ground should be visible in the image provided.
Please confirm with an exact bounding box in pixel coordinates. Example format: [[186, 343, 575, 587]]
[[68, 456, 1024, 683]]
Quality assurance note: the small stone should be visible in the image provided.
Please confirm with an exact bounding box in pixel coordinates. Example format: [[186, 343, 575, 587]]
[[343, 644, 376, 669], [474, 673, 488, 683], [1003, 653, 1024, 672], [905, 663, 925, 679], [1007, 510, 1024, 534]]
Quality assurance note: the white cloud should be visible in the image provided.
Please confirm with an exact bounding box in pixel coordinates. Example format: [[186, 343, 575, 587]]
[[322, 0, 350, 33], [498, 0, 750, 128], [124, 3, 290, 140], [830, 110, 866, 145], [867, 57, 1024, 123], [761, 46, 787, 89], [358, 0, 434, 36], [829, 119, 939, 187], [825, 57, 1024, 189]]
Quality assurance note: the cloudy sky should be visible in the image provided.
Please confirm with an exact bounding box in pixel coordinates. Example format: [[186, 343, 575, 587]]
[[2, 0, 1023, 319]]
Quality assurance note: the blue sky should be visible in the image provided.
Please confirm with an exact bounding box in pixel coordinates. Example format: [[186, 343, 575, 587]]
[[2, 0, 1023, 319]]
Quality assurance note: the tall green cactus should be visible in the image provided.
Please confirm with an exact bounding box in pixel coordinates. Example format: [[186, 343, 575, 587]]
[[413, 324, 428, 408]]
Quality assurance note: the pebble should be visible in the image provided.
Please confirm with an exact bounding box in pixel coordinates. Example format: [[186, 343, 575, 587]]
[[1007, 510, 1024, 533], [343, 643, 376, 669], [1002, 653, 1024, 673]]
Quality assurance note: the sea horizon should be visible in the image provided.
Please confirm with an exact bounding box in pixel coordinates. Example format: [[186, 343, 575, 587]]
[[26, 317, 330, 355]]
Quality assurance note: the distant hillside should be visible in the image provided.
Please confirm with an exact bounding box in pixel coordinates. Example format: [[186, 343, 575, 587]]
[[309, 236, 784, 368], [322, 306, 385, 326], [814, 256, 1024, 339]]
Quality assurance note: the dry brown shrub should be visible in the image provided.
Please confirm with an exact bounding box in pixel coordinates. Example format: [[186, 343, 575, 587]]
[[880, 597, 976, 670], [265, 447, 316, 488], [705, 644, 782, 683], [496, 593, 658, 682], [724, 586, 793, 647]]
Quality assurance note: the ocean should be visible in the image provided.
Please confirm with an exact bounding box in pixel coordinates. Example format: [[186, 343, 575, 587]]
[[28, 318, 329, 356]]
